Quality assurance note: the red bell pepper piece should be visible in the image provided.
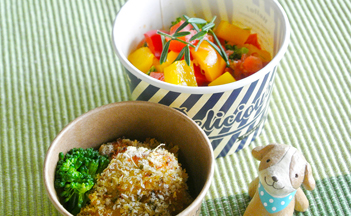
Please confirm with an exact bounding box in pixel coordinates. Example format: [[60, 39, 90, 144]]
[[193, 64, 209, 86], [244, 33, 261, 50], [144, 30, 163, 59]]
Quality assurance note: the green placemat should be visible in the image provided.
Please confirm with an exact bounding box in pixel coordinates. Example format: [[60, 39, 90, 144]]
[[0, 0, 350, 215]]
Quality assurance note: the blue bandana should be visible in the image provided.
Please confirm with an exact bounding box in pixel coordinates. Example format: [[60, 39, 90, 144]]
[[258, 182, 296, 213]]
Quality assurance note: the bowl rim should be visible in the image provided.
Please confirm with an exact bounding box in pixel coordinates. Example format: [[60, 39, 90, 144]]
[[43, 101, 214, 216], [112, 0, 290, 94]]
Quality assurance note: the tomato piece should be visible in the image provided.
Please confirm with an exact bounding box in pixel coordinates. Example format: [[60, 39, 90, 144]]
[[244, 33, 262, 50], [150, 72, 165, 81], [242, 55, 263, 77], [231, 60, 244, 81], [194, 64, 209, 86], [144, 30, 163, 59]]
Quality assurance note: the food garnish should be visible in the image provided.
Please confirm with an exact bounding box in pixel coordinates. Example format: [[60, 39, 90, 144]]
[[54, 148, 109, 215]]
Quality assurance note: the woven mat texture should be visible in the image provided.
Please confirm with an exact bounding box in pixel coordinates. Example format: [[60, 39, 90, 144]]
[[0, 0, 350, 215]]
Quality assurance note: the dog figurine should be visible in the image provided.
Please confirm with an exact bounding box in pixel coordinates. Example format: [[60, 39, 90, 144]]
[[244, 144, 315, 216]]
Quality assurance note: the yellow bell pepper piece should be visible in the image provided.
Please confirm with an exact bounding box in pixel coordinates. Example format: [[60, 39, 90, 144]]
[[215, 21, 251, 46], [164, 60, 197, 86], [154, 51, 179, 72], [208, 72, 236, 86], [243, 44, 272, 63], [128, 47, 155, 73], [190, 41, 226, 82]]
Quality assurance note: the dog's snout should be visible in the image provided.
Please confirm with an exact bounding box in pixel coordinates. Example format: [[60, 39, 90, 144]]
[[272, 176, 278, 182]]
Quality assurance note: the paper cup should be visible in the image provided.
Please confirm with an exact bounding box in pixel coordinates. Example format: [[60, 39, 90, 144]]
[[112, 0, 290, 158]]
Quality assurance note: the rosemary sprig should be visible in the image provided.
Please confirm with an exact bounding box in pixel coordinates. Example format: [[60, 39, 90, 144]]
[[183, 15, 201, 32], [174, 46, 187, 62], [173, 45, 191, 66], [159, 40, 171, 65], [195, 37, 205, 51], [184, 45, 191, 66], [157, 30, 195, 65], [175, 20, 191, 33], [186, 17, 208, 25], [189, 31, 207, 42], [157, 16, 230, 67], [208, 29, 230, 67], [157, 31, 196, 48]]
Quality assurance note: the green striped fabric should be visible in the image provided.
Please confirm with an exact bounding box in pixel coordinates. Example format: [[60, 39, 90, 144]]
[[0, 0, 350, 215]]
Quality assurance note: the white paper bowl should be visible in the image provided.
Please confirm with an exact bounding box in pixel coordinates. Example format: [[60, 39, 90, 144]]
[[112, 0, 290, 157]]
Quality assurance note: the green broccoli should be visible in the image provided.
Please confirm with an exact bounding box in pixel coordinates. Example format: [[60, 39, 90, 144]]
[[54, 147, 109, 215]]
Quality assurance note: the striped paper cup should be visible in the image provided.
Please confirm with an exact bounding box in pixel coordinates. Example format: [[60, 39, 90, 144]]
[[112, 0, 290, 158]]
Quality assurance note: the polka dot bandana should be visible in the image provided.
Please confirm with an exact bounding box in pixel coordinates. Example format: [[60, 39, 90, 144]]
[[258, 182, 297, 213]]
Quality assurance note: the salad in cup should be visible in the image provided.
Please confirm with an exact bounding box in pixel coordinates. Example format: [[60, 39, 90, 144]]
[[128, 15, 271, 87]]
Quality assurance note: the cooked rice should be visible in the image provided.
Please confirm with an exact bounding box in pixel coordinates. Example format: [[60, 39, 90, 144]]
[[78, 138, 193, 216]]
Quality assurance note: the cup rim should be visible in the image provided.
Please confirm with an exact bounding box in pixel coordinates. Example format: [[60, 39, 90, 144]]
[[43, 101, 215, 216], [112, 0, 290, 94]]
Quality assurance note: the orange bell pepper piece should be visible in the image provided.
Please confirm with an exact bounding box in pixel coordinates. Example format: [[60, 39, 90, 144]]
[[215, 21, 251, 46], [243, 44, 271, 63], [190, 41, 226, 82]]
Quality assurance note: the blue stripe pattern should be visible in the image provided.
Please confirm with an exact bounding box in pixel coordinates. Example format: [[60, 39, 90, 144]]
[[126, 65, 276, 158]]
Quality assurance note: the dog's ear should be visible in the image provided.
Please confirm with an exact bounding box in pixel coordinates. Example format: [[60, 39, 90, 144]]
[[251, 144, 276, 160], [303, 163, 315, 191]]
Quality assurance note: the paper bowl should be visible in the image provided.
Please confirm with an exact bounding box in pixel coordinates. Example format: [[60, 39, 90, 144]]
[[44, 101, 214, 216], [112, 0, 290, 158]]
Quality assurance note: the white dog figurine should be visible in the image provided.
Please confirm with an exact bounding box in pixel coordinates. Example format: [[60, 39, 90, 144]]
[[244, 144, 315, 216]]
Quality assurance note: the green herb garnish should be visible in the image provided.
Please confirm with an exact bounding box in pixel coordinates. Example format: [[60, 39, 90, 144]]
[[225, 42, 249, 60], [157, 15, 230, 67]]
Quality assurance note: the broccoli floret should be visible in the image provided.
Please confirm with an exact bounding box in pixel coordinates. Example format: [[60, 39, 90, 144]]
[[54, 147, 109, 215]]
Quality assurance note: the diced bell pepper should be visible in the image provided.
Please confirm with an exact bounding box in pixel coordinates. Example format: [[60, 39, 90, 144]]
[[208, 72, 236, 86], [243, 44, 271, 63], [190, 41, 226, 82], [154, 51, 179, 72], [128, 47, 155, 73], [215, 21, 251, 46], [164, 60, 197, 86], [144, 30, 164, 58], [244, 33, 261, 50], [194, 64, 209, 86]]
